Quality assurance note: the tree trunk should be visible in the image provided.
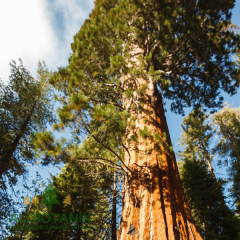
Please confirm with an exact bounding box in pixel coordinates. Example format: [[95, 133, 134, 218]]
[[0, 98, 39, 178], [112, 171, 117, 240], [117, 44, 202, 240]]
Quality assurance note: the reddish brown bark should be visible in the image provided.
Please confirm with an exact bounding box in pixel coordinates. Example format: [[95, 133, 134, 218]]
[[117, 45, 202, 240]]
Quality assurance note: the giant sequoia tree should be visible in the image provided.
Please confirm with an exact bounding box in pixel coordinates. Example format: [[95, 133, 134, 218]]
[[49, 0, 240, 239]]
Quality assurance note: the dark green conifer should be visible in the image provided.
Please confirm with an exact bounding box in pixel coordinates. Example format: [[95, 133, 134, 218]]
[[178, 110, 240, 239]]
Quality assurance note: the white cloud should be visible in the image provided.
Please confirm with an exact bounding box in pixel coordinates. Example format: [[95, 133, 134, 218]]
[[0, 0, 55, 83], [43, 0, 94, 70], [0, 0, 94, 84]]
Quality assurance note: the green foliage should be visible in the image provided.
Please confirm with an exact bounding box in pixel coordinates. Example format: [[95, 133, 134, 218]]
[[179, 159, 240, 240], [0, 59, 55, 184], [6, 163, 113, 240], [30, 130, 68, 166], [19, 0, 240, 236], [0, 59, 55, 238], [178, 109, 214, 173], [0, 184, 16, 239], [178, 108, 240, 239], [48, 0, 240, 179], [212, 104, 240, 215]]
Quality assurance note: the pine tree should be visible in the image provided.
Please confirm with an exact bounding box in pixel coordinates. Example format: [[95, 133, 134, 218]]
[[0, 59, 55, 239], [0, 59, 55, 180], [49, 0, 240, 238], [178, 109, 215, 175], [178, 109, 240, 239], [212, 104, 240, 215], [179, 159, 240, 239]]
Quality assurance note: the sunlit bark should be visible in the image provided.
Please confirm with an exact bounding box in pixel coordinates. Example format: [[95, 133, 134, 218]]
[[117, 45, 202, 240]]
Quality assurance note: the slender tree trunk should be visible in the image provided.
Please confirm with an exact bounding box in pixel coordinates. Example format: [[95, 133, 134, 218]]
[[112, 171, 117, 240], [0, 98, 39, 178], [199, 141, 215, 178], [117, 44, 202, 240]]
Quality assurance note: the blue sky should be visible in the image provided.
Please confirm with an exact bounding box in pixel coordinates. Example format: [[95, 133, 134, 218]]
[[1, 0, 240, 205]]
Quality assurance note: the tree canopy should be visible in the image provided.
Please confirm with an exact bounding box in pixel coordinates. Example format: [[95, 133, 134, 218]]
[[45, 0, 240, 178], [51, 0, 240, 114]]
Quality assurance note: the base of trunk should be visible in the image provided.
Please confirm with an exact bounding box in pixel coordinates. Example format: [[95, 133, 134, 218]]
[[117, 160, 202, 240]]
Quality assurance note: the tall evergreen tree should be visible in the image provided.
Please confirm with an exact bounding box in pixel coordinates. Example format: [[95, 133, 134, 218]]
[[178, 109, 215, 175], [0, 59, 55, 184], [178, 109, 240, 239], [179, 159, 240, 240], [212, 104, 240, 215], [48, 0, 240, 238], [0, 59, 55, 238]]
